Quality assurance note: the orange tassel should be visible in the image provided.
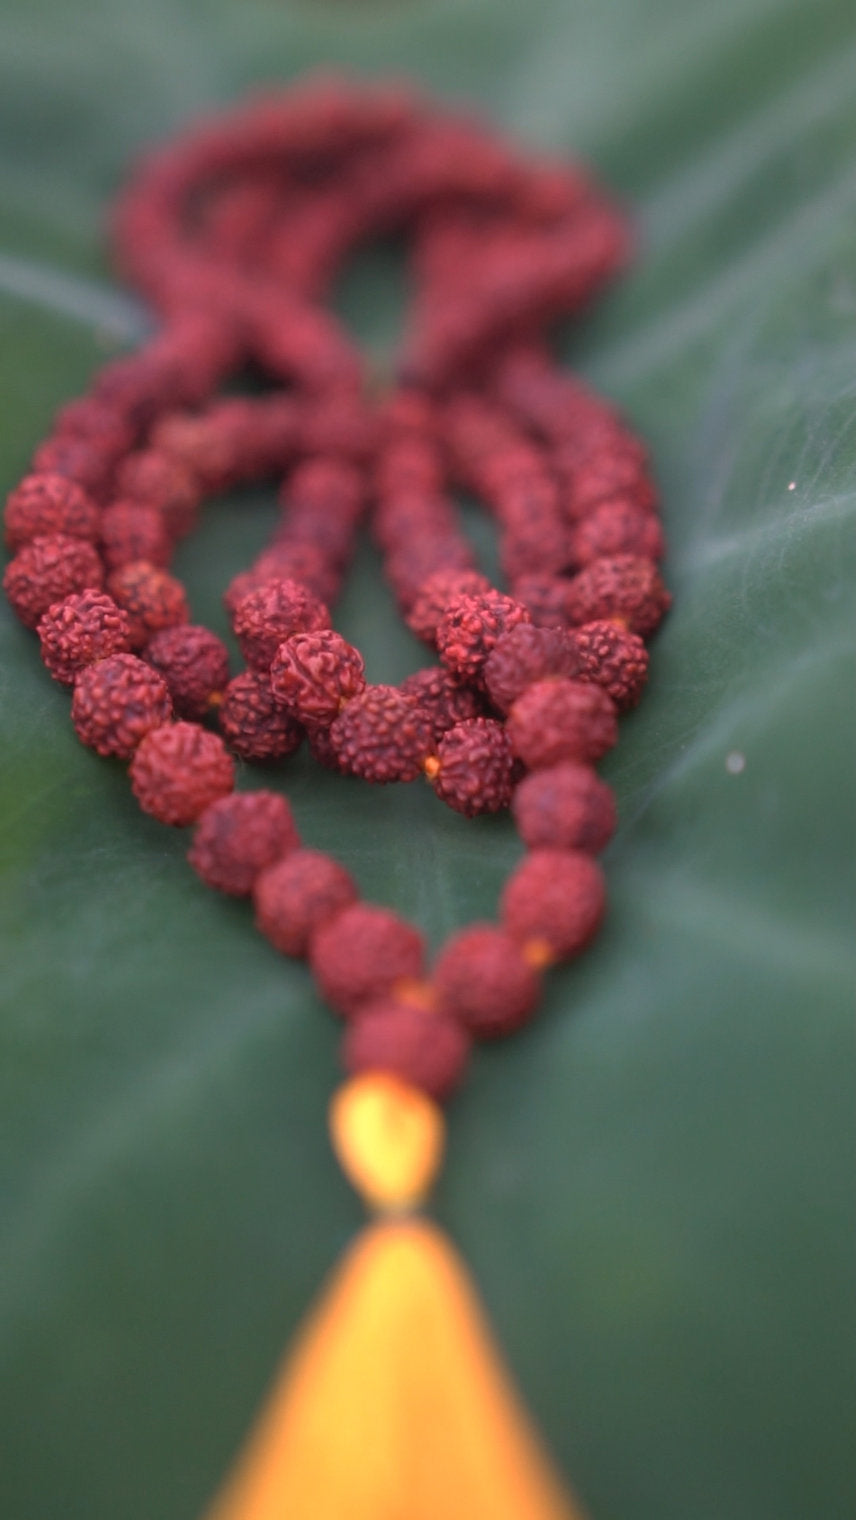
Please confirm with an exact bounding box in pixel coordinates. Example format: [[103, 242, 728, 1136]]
[[203, 1075, 585, 1520]]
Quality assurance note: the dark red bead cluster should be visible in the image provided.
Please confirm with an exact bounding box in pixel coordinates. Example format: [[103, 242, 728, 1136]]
[[3, 78, 670, 1103]]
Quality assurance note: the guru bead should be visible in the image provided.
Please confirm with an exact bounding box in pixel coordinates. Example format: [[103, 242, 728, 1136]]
[[129, 721, 235, 826]]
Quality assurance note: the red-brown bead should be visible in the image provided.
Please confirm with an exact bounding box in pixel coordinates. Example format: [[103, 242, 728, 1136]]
[[507, 678, 617, 769], [218, 672, 304, 762], [254, 849, 357, 956], [269, 629, 365, 728], [37, 590, 131, 685], [310, 902, 425, 1016], [107, 560, 189, 649], [189, 790, 300, 896], [434, 924, 539, 1037], [4, 473, 99, 550], [232, 577, 330, 670], [4, 534, 104, 629], [570, 619, 649, 709], [405, 568, 492, 645], [436, 590, 531, 683], [430, 717, 514, 816], [329, 685, 434, 783], [501, 848, 606, 960], [100, 501, 172, 571], [565, 554, 670, 638], [71, 652, 172, 758], [483, 622, 581, 712], [129, 721, 235, 826], [145, 624, 230, 719], [342, 1000, 470, 1100], [512, 761, 616, 852], [399, 667, 485, 738]]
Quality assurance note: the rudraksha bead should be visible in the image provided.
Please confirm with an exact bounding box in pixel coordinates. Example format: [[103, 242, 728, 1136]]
[[71, 652, 172, 759], [342, 999, 470, 1100], [269, 629, 366, 728], [232, 577, 330, 670], [100, 501, 172, 571], [4, 534, 104, 628], [398, 668, 485, 738], [501, 848, 606, 962], [570, 619, 649, 709], [482, 622, 581, 712], [329, 686, 434, 783], [507, 678, 618, 769], [405, 568, 492, 645], [436, 590, 531, 684], [189, 791, 300, 896], [37, 590, 131, 686], [107, 560, 189, 649], [512, 762, 616, 852], [429, 718, 514, 817], [218, 672, 304, 763], [145, 624, 231, 719], [565, 554, 670, 637], [254, 849, 357, 957], [310, 903, 425, 1016], [434, 924, 539, 1037], [4, 473, 99, 550], [129, 721, 235, 826]]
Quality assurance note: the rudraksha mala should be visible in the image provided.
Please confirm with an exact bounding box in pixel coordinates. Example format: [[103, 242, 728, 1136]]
[[4, 76, 670, 1520]]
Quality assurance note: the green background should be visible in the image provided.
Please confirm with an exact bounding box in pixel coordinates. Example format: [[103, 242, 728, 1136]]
[[1, 1, 854, 1517]]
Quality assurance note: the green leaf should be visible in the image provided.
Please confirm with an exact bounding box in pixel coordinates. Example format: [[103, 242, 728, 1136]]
[[1, 3, 853, 1518]]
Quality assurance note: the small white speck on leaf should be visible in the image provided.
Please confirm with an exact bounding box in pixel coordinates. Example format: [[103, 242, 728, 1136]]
[[788, 481, 796, 491], [726, 751, 746, 774]]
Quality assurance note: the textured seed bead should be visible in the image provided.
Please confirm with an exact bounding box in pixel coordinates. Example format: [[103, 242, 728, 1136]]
[[232, 577, 331, 670], [329, 685, 435, 783], [482, 622, 581, 712], [501, 848, 606, 961], [218, 672, 304, 762], [436, 590, 531, 684], [37, 590, 131, 685], [434, 924, 540, 1037], [399, 668, 485, 738], [509, 573, 570, 630], [189, 791, 300, 896], [100, 501, 172, 570], [107, 560, 189, 649], [129, 721, 235, 826], [310, 902, 425, 1017], [254, 849, 357, 957], [507, 678, 618, 769], [115, 450, 200, 539], [405, 567, 492, 644], [430, 718, 515, 817], [145, 624, 230, 719], [512, 762, 616, 852], [4, 473, 100, 550], [342, 999, 470, 1101], [3, 534, 104, 628], [569, 497, 664, 567], [71, 652, 172, 759], [565, 554, 671, 638], [269, 629, 365, 728], [571, 619, 649, 709]]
